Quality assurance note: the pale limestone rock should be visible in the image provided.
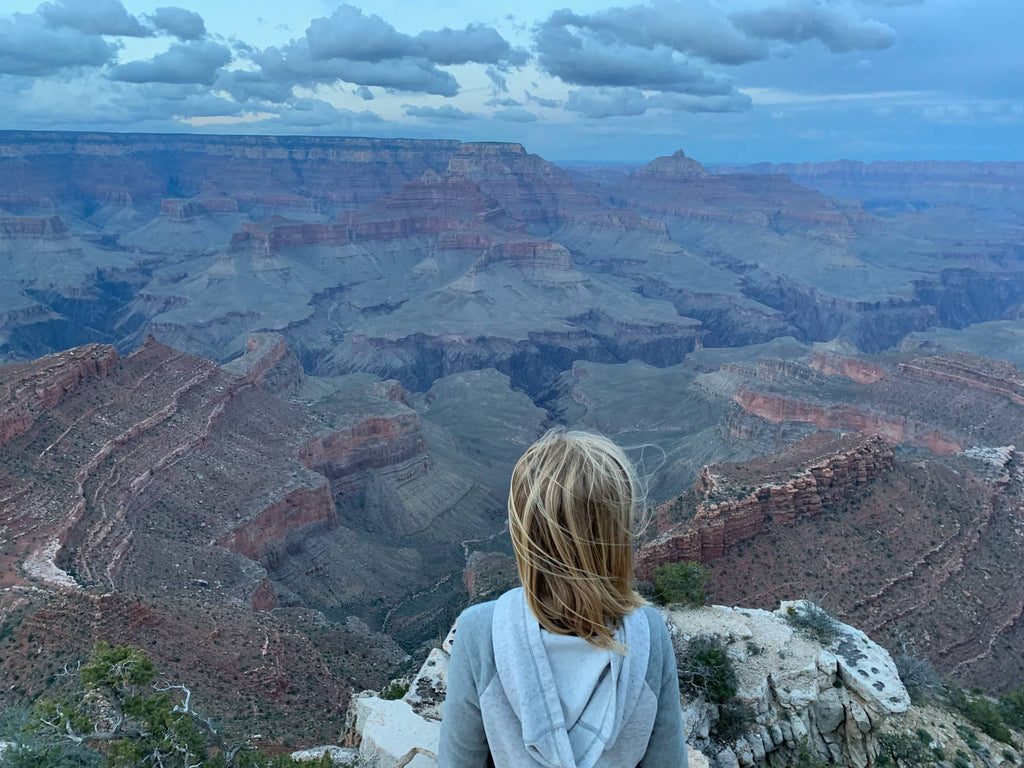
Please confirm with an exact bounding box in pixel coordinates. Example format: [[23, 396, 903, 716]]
[[750, 731, 767, 763], [717, 746, 740, 768], [735, 737, 754, 767], [441, 624, 457, 654], [848, 699, 872, 733], [690, 748, 713, 768], [290, 745, 359, 765], [813, 688, 845, 733], [354, 695, 440, 768], [403, 647, 448, 721]]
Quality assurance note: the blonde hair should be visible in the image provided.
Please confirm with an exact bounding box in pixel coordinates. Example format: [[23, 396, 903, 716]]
[[509, 428, 646, 651]]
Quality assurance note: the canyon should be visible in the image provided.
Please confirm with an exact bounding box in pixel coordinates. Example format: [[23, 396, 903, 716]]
[[1, 130, 1023, 750]]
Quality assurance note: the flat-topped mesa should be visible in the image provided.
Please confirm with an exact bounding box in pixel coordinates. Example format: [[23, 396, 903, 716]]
[[0, 343, 118, 447], [470, 240, 574, 275], [160, 197, 239, 220], [0, 213, 69, 238], [636, 433, 895, 579]]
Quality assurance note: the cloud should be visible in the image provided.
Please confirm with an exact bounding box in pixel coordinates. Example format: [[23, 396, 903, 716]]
[[0, 75, 245, 129], [541, 3, 767, 66], [270, 97, 382, 128], [525, 91, 561, 108], [306, 5, 414, 62], [486, 97, 522, 107], [148, 7, 206, 41], [417, 24, 528, 66], [535, 23, 737, 95], [356, 85, 374, 100], [731, 0, 896, 53], [38, 0, 151, 37], [492, 107, 538, 122], [565, 86, 750, 118], [486, 66, 508, 94], [404, 104, 477, 120], [566, 87, 650, 118], [111, 40, 232, 85], [0, 12, 118, 75], [305, 5, 523, 66]]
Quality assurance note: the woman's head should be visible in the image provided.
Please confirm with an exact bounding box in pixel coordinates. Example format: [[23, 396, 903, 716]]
[[509, 428, 646, 650]]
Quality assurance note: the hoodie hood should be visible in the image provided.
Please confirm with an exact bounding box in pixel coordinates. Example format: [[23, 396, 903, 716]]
[[492, 588, 651, 768]]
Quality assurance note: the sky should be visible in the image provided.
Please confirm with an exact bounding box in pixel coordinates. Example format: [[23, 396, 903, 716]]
[[0, 0, 1021, 163]]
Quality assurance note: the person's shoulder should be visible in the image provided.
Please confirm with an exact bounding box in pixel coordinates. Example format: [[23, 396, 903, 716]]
[[637, 604, 673, 646], [451, 595, 501, 648]]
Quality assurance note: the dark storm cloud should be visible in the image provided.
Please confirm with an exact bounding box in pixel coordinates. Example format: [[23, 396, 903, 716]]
[[493, 107, 538, 122], [110, 40, 232, 85], [565, 86, 751, 118], [543, 3, 767, 66], [731, 0, 896, 53], [148, 7, 206, 41], [0, 13, 117, 75], [305, 5, 523, 66], [38, 0, 151, 37], [226, 38, 459, 103], [536, 23, 737, 94], [405, 104, 478, 120]]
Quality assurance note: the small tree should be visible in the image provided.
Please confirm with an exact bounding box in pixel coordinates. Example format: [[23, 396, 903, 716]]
[[21, 642, 325, 767], [652, 561, 711, 607]]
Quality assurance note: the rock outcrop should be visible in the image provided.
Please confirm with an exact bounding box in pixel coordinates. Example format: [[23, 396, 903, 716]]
[[637, 434, 895, 579], [0, 343, 118, 447], [345, 602, 909, 768]]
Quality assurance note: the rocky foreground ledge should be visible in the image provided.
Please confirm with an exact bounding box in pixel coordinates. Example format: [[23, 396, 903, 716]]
[[296, 600, 909, 768]]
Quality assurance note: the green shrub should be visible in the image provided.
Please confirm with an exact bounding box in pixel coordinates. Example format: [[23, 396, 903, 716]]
[[652, 561, 711, 607], [964, 697, 1016, 745], [714, 700, 756, 743], [894, 651, 942, 705], [1002, 683, 1024, 731], [381, 679, 411, 700], [877, 733, 935, 768], [791, 738, 831, 768], [677, 635, 738, 703], [784, 602, 841, 644]]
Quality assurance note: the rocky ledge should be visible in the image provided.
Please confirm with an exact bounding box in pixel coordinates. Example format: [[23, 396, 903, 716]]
[[334, 600, 908, 768], [636, 434, 895, 579]]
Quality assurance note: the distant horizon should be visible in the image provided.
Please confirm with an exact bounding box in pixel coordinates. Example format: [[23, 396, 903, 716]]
[[1, 126, 1021, 167]]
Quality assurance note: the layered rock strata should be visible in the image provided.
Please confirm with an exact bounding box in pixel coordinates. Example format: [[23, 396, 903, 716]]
[[636, 435, 895, 579]]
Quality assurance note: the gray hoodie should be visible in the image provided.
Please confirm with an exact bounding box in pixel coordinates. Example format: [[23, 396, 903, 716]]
[[439, 588, 687, 768]]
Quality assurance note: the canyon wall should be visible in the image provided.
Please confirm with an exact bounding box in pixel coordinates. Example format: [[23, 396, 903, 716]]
[[636, 435, 895, 579]]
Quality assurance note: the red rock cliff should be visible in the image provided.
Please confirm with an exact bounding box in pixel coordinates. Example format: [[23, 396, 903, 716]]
[[635, 435, 895, 579], [0, 344, 118, 447]]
